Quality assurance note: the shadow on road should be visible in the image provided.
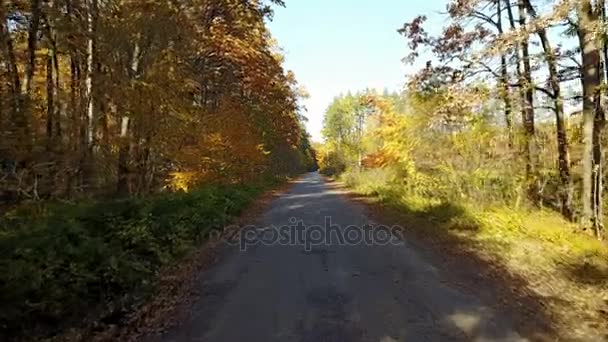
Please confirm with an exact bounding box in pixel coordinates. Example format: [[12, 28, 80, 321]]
[[333, 181, 563, 341]]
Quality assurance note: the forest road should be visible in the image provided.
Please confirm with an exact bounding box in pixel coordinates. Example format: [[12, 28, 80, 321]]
[[148, 172, 525, 342]]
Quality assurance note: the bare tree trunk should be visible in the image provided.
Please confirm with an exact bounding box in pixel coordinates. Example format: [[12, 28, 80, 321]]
[[0, 61, 3, 129], [497, 0, 513, 149], [46, 45, 54, 148], [117, 40, 141, 195], [517, 0, 539, 204], [85, 0, 96, 148], [43, 2, 61, 196], [82, 0, 98, 190], [44, 0, 62, 140], [68, 0, 80, 153], [523, 0, 573, 220], [592, 107, 604, 238], [577, 0, 605, 238], [506, 0, 537, 202], [24, 0, 41, 99], [66, 0, 79, 137], [597, 0, 607, 238], [64, 0, 81, 196], [602, 0, 608, 83]]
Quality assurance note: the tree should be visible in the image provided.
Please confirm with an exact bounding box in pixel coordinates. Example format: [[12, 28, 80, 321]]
[[576, 0, 605, 238], [515, 0, 539, 202], [322, 92, 374, 170], [0, 0, 316, 202], [523, 0, 573, 219]]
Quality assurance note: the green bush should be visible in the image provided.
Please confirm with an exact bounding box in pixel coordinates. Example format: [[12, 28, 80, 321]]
[[319, 151, 347, 177], [0, 180, 274, 339]]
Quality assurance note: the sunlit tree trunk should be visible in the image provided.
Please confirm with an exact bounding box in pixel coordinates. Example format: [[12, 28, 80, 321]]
[[497, 0, 513, 149], [517, 0, 539, 203], [577, 0, 605, 238], [85, 0, 96, 148], [602, 0, 608, 83], [523, 0, 573, 220], [505, 0, 538, 202]]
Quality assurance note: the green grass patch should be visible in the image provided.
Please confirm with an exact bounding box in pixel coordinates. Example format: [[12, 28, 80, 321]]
[[0, 176, 283, 340]]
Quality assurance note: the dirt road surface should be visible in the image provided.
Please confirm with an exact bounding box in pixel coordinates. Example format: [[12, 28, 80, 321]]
[[148, 172, 525, 342]]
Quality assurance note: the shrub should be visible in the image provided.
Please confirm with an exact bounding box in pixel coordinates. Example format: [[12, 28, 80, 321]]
[[0, 181, 272, 339], [319, 151, 347, 176]]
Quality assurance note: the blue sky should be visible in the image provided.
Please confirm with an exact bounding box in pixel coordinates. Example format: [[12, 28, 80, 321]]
[[268, 0, 446, 141]]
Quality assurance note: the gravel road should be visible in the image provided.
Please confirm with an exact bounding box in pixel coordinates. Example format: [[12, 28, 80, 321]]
[[150, 172, 525, 342]]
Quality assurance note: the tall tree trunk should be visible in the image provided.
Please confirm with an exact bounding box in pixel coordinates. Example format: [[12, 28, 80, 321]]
[[506, 0, 537, 202], [0, 1, 27, 155], [577, 0, 605, 238], [82, 0, 97, 189], [44, 4, 60, 196], [67, 0, 80, 152], [46, 45, 54, 148], [117, 40, 141, 195], [523, 0, 573, 220], [24, 0, 41, 99], [64, 0, 81, 196], [497, 0, 513, 149], [0, 60, 3, 129], [517, 0, 539, 203], [602, 0, 608, 82], [85, 0, 96, 148], [44, 0, 62, 140]]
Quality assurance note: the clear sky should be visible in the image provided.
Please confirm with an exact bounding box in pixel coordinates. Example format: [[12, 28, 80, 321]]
[[267, 0, 446, 142]]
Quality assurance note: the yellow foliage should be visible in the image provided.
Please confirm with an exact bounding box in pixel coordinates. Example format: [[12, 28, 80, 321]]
[[168, 171, 198, 192]]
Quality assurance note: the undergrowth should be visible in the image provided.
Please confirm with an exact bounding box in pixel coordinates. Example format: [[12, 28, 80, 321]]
[[0, 176, 282, 341], [341, 168, 607, 269], [341, 168, 608, 338]]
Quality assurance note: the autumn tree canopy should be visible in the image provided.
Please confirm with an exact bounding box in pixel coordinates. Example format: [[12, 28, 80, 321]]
[[0, 0, 316, 201], [321, 0, 608, 239]]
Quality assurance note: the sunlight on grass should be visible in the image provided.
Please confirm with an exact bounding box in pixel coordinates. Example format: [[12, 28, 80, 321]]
[[341, 169, 608, 273], [340, 168, 608, 337]]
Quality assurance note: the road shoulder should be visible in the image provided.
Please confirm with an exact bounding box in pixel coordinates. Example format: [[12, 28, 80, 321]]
[[323, 177, 560, 342]]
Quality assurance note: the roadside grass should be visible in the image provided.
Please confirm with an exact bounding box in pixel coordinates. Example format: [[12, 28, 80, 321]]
[[0, 176, 284, 341], [340, 169, 608, 340]]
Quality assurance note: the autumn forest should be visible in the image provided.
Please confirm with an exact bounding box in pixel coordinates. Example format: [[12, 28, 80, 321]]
[[0, 0, 315, 339], [317, 0, 608, 339], [3, 0, 608, 341], [0, 0, 316, 199]]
